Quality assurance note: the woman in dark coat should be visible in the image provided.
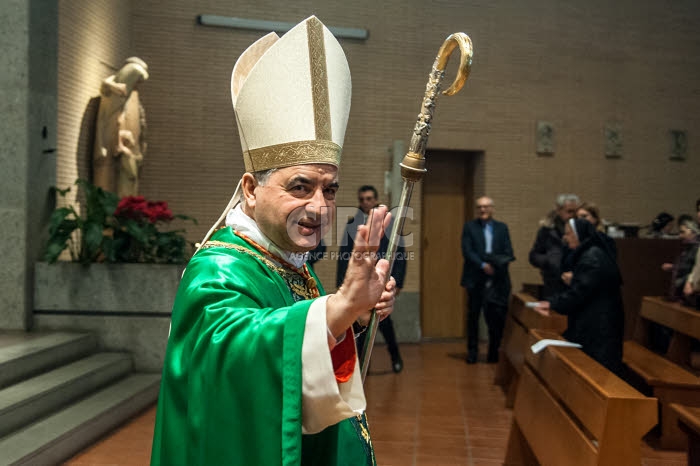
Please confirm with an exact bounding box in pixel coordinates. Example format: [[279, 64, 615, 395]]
[[535, 218, 625, 377]]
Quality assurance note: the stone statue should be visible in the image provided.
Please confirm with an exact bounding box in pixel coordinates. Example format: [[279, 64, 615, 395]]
[[93, 57, 149, 197]]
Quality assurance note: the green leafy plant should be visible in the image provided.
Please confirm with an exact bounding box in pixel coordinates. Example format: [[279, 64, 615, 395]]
[[45, 179, 196, 264]]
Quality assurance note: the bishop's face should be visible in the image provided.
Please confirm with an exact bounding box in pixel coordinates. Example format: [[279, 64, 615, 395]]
[[249, 163, 338, 253]]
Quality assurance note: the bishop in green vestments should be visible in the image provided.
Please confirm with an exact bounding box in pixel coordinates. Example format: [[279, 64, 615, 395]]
[[151, 16, 397, 466]]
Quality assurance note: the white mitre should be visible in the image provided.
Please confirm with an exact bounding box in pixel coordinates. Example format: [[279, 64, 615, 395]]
[[231, 16, 352, 172], [196, 16, 352, 250]]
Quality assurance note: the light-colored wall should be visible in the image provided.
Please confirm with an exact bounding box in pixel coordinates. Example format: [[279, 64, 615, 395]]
[[56, 0, 700, 298], [56, 0, 133, 210]]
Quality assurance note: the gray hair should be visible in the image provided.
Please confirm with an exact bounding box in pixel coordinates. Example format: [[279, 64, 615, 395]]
[[556, 193, 580, 207], [680, 218, 700, 235], [253, 168, 277, 186]]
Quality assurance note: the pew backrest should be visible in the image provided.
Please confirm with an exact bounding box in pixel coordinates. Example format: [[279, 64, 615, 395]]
[[503, 293, 567, 372], [510, 292, 568, 333], [508, 329, 657, 466], [639, 296, 700, 340]]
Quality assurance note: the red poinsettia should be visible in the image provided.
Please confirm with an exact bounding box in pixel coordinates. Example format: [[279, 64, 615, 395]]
[[115, 196, 173, 224], [45, 179, 195, 265], [145, 200, 174, 223]]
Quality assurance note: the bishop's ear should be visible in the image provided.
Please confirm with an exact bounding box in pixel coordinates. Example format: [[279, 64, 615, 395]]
[[241, 173, 258, 209]]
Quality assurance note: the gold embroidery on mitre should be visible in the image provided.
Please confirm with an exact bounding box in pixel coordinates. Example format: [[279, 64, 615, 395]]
[[244, 140, 341, 172], [307, 17, 332, 141]]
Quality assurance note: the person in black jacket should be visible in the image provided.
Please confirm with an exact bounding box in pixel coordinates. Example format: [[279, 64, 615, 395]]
[[337, 185, 407, 373], [528, 194, 580, 299], [534, 218, 625, 377], [460, 197, 515, 364]]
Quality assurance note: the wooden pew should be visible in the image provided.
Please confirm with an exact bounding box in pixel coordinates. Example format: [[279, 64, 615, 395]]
[[670, 403, 700, 466], [632, 296, 700, 367], [505, 329, 658, 466], [495, 292, 567, 408], [624, 296, 700, 449]]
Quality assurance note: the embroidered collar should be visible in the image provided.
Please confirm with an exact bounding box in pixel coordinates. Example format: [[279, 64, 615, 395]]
[[225, 204, 309, 268], [233, 231, 320, 299]]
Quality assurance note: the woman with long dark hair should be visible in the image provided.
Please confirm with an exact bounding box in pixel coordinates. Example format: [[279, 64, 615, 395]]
[[535, 218, 625, 377]]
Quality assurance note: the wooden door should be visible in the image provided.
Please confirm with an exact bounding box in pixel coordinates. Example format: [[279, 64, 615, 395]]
[[421, 150, 474, 338]]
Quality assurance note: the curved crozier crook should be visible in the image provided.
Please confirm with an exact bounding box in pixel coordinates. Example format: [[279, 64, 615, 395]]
[[360, 32, 474, 382], [436, 33, 473, 96]]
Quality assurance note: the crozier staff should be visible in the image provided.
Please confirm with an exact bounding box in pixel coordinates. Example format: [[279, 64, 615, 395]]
[[360, 31, 474, 378]]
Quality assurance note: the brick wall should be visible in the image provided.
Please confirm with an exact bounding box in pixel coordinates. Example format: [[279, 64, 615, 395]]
[[58, 0, 700, 294]]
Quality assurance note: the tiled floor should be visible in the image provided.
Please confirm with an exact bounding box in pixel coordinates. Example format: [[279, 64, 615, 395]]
[[63, 406, 157, 466], [63, 342, 687, 465]]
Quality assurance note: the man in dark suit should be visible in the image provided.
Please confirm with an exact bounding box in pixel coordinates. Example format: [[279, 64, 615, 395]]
[[337, 185, 407, 373], [461, 196, 515, 364]]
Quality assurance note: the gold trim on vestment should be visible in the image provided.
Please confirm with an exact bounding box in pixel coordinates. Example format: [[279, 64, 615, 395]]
[[243, 140, 341, 172], [307, 17, 332, 141], [199, 240, 318, 301], [199, 241, 283, 272]]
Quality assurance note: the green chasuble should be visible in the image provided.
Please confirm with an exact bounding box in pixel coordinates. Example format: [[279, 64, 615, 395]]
[[151, 227, 375, 466]]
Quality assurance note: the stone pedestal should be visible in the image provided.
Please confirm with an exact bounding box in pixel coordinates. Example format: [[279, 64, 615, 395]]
[[34, 262, 183, 371]]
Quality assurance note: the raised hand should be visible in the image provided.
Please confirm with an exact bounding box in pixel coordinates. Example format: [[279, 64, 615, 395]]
[[327, 206, 395, 338], [358, 277, 397, 326]]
